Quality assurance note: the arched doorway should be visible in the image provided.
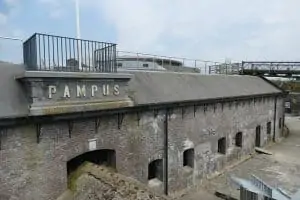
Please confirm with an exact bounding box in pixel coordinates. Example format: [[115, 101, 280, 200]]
[[67, 149, 116, 176], [148, 159, 163, 181]]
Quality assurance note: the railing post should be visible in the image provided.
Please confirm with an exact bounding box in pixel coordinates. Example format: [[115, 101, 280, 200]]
[[153, 56, 155, 70], [137, 53, 139, 69]]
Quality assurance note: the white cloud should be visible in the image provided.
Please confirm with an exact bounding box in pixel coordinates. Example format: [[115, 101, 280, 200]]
[[0, 13, 8, 26], [39, 0, 60, 7], [0, 0, 20, 27], [82, 0, 300, 61], [0, 0, 23, 63], [38, 0, 65, 19]]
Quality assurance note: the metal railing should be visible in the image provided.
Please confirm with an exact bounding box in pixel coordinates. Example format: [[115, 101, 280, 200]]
[[23, 33, 117, 73], [250, 175, 273, 197], [240, 187, 276, 200], [241, 62, 300, 77], [116, 51, 241, 75]]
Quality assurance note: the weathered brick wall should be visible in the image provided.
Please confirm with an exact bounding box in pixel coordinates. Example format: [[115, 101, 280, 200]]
[[0, 111, 165, 200], [0, 97, 284, 200], [167, 97, 282, 192]]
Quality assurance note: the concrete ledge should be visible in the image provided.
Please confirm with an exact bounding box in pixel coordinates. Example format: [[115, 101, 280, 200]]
[[16, 70, 133, 80], [29, 98, 134, 116]]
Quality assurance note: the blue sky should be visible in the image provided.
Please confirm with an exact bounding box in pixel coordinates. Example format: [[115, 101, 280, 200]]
[[1, 0, 300, 63]]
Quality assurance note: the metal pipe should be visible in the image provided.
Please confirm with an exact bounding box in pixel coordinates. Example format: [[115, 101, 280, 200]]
[[273, 96, 277, 142], [163, 109, 169, 195], [282, 98, 285, 137]]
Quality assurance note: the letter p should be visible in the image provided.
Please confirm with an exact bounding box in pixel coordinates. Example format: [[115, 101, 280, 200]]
[[48, 85, 56, 99]]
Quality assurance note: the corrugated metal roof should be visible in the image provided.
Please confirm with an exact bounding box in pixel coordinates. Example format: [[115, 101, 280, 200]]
[[128, 71, 282, 105]]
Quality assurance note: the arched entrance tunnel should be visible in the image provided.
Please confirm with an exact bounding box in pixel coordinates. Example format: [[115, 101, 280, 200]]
[[67, 149, 116, 176]]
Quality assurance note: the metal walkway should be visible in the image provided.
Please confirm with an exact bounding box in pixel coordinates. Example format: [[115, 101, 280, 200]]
[[240, 61, 300, 78]]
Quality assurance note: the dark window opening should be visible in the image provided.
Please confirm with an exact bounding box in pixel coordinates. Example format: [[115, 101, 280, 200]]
[[183, 149, 194, 168], [256, 126, 261, 147], [148, 159, 163, 181], [203, 104, 208, 112], [267, 122, 271, 135], [235, 132, 243, 147], [143, 63, 149, 68], [218, 137, 226, 154], [67, 149, 116, 176], [213, 104, 217, 113], [279, 118, 282, 129], [242, 100, 246, 107], [235, 101, 239, 108], [117, 63, 123, 68]]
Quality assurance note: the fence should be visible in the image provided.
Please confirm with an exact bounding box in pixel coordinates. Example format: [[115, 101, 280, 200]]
[[116, 51, 241, 75], [240, 187, 276, 200], [23, 33, 117, 73], [21, 33, 242, 74], [241, 61, 300, 72]]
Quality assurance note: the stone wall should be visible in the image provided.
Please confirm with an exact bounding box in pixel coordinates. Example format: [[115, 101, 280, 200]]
[[167, 96, 284, 192], [286, 93, 300, 116], [0, 96, 284, 200]]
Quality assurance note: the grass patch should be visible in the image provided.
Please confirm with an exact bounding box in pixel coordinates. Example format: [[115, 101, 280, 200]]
[[68, 161, 90, 191]]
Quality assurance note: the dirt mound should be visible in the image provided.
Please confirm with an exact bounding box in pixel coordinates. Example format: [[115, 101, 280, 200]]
[[60, 162, 169, 200]]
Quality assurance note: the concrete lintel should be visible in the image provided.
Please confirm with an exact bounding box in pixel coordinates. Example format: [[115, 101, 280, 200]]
[[15, 71, 133, 80], [29, 98, 134, 116]]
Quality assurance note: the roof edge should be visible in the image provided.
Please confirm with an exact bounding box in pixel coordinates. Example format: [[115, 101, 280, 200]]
[[0, 91, 284, 126], [259, 76, 288, 96]]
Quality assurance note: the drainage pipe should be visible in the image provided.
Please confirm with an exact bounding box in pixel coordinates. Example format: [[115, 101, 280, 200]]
[[163, 109, 169, 195], [273, 96, 277, 142]]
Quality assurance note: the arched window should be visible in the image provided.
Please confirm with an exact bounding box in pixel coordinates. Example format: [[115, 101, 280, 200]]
[[256, 125, 261, 147], [218, 137, 226, 154], [148, 159, 163, 181], [267, 122, 272, 135], [183, 149, 194, 168], [235, 132, 243, 147]]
